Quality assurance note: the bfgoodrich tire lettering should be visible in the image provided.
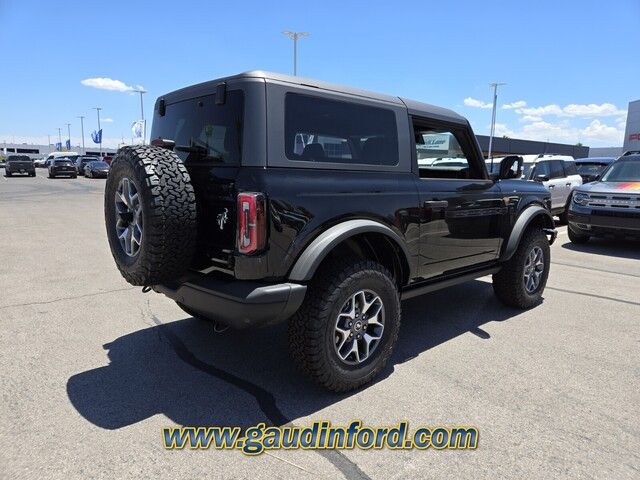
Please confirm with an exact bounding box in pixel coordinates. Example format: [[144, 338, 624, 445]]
[[492, 228, 550, 309], [288, 259, 401, 392], [104, 145, 197, 286]]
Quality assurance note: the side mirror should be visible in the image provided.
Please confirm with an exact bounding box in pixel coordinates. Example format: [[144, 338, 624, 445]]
[[495, 155, 523, 180], [534, 174, 549, 182]]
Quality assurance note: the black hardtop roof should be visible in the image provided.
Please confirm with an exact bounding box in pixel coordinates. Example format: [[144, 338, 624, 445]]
[[157, 70, 468, 125]]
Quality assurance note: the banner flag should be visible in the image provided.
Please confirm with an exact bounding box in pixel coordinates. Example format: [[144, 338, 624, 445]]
[[91, 129, 103, 144], [131, 120, 144, 138], [65, 139, 71, 150], [55, 142, 62, 151]]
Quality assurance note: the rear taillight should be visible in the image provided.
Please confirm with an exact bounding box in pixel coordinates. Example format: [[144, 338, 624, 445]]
[[237, 192, 266, 254]]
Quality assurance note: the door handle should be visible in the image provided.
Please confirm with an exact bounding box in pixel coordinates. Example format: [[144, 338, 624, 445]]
[[424, 200, 449, 209], [548, 185, 555, 189], [566, 183, 572, 186]]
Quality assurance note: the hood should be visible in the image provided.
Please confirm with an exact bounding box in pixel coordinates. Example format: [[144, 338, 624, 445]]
[[577, 181, 640, 194]]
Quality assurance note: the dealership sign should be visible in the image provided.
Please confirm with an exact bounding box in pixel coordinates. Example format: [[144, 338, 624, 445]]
[[418, 133, 450, 151]]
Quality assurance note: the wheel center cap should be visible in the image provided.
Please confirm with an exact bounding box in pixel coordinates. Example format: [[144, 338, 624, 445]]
[[354, 321, 363, 331]]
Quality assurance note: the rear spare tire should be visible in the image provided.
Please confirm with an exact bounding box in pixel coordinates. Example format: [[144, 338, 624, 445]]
[[105, 145, 197, 286]]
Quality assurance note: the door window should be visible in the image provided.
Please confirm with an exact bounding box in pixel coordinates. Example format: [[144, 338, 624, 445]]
[[531, 161, 551, 179], [549, 160, 565, 179], [413, 126, 481, 179]]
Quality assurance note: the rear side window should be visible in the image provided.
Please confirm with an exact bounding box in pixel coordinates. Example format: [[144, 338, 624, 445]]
[[549, 160, 565, 179], [285, 93, 399, 166], [151, 90, 244, 165], [563, 161, 578, 176], [531, 161, 551, 179]]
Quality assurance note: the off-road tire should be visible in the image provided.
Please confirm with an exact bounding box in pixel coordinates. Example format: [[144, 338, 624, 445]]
[[568, 226, 590, 244], [105, 145, 197, 286], [288, 258, 401, 392], [493, 228, 550, 309]]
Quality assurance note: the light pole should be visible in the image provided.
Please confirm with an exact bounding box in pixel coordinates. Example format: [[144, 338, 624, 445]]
[[282, 31, 310, 76], [93, 107, 102, 156], [77, 116, 86, 154], [137, 89, 147, 145], [66, 123, 71, 151], [488, 82, 506, 170], [47, 134, 51, 151]]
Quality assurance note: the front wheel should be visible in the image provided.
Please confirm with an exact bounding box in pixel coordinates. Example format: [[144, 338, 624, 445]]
[[288, 259, 401, 392], [493, 228, 550, 309]]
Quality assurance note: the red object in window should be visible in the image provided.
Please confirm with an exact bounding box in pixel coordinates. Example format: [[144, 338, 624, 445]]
[[237, 193, 266, 254]]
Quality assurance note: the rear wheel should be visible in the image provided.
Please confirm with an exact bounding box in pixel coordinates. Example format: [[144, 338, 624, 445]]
[[493, 228, 550, 309], [105, 145, 197, 286], [568, 226, 590, 244], [288, 259, 401, 392]]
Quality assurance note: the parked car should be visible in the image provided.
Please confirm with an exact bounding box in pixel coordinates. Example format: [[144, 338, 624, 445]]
[[0, 158, 5, 169], [34, 157, 48, 168], [75, 156, 99, 175], [44, 151, 80, 168], [521, 154, 582, 223], [48, 158, 77, 178], [568, 154, 640, 242], [574, 157, 616, 184], [102, 155, 114, 165], [84, 161, 110, 178], [103, 71, 557, 392], [5, 155, 36, 177]]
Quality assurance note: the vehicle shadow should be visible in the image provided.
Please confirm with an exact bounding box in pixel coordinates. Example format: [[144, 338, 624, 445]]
[[560, 238, 640, 260], [67, 279, 527, 430]]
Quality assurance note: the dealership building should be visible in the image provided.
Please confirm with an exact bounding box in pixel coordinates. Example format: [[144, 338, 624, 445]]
[[1, 142, 117, 159]]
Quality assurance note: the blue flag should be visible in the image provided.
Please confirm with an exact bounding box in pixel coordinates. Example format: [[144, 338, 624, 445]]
[[65, 139, 71, 150], [91, 129, 103, 144], [55, 142, 62, 151]]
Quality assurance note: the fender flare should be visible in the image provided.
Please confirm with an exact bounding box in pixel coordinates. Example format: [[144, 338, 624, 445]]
[[500, 205, 555, 261], [288, 219, 411, 282]]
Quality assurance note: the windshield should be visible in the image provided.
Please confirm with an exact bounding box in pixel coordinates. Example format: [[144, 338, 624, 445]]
[[576, 163, 608, 175], [91, 162, 109, 168], [151, 90, 244, 165], [522, 163, 534, 179], [600, 160, 640, 182]]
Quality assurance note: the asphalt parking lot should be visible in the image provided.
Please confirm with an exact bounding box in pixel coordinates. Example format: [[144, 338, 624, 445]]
[[1, 169, 638, 480]]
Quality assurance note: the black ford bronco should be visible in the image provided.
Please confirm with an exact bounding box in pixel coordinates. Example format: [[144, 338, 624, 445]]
[[104, 71, 556, 391]]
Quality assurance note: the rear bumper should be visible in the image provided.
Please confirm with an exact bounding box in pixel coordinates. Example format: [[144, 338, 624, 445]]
[[153, 272, 307, 329]]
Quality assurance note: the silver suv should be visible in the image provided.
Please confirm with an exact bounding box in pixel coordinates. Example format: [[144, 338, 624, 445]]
[[522, 155, 583, 222]]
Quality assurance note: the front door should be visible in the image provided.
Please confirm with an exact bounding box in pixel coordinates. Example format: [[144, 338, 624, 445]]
[[412, 121, 505, 279]]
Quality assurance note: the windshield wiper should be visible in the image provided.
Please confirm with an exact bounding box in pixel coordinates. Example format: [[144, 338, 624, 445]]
[[174, 145, 224, 162]]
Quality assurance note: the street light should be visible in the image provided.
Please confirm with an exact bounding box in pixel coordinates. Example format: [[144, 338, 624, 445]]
[[136, 89, 147, 145], [93, 107, 102, 156], [282, 31, 310, 76], [488, 82, 506, 171], [77, 116, 86, 154]]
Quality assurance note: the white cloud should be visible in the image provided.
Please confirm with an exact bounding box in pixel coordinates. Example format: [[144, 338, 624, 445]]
[[521, 115, 543, 122], [502, 100, 527, 109], [102, 118, 114, 123], [464, 97, 492, 109], [80, 77, 144, 93], [512, 102, 626, 118], [491, 119, 624, 146]]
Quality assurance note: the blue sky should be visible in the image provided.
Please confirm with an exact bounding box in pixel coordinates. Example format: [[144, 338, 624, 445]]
[[1, 0, 638, 148]]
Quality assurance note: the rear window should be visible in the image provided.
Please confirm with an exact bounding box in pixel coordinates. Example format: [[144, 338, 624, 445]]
[[151, 90, 244, 165], [285, 93, 399, 166], [54, 159, 72, 165], [7, 156, 30, 162]]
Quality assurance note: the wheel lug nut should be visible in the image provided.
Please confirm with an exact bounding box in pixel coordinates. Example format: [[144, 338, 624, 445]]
[[348, 322, 352, 327]]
